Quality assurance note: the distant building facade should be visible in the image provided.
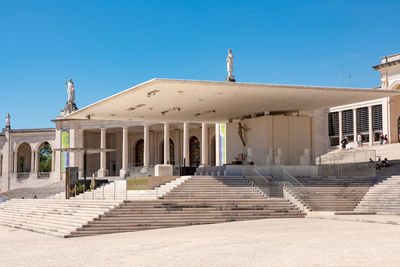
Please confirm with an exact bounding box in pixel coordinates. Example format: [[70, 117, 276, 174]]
[[328, 53, 400, 147]]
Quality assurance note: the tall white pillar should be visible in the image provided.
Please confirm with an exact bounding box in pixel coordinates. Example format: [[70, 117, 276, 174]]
[[35, 150, 40, 173], [368, 106, 373, 146], [382, 98, 389, 141], [144, 125, 150, 166], [353, 108, 357, 143], [14, 151, 18, 173], [120, 127, 129, 177], [51, 150, 55, 172], [338, 111, 343, 144], [183, 122, 189, 166], [31, 151, 35, 173], [201, 122, 208, 166], [164, 123, 170, 164], [215, 123, 220, 166], [98, 128, 108, 177], [77, 129, 84, 177]]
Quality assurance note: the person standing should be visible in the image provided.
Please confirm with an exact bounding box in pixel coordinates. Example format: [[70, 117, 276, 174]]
[[341, 137, 347, 149], [357, 132, 362, 147], [380, 134, 384, 145], [384, 134, 388, 144]]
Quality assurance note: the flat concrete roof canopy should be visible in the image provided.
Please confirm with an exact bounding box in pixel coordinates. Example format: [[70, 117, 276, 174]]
[[65, 79, 400, 123]]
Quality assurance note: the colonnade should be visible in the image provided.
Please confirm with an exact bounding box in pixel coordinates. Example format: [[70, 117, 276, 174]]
[[69, 122, 222, 178]]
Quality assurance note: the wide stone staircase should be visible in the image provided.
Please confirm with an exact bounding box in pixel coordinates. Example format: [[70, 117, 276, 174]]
[[2, 181, 65, 199], [295, 176, 377, 211], [0, 199, 121, 237], [355, 175, 400, 214], [70, 176, 305, 237], [70, 176, 189, 200]]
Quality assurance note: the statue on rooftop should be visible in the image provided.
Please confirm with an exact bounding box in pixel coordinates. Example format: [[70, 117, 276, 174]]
[[5, 113, 10, 129], [61, 78, 78, 115], [65, 78, 75, 103], [226, 49, 235, 82]]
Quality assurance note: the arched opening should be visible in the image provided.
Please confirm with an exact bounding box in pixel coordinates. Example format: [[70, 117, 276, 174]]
[[17, 142, 31, 173], [135, 139, 144, 166], [390, 82, 400, 90], [160, 139, 175, 165], [190, 136, 200, 167], [210, 136, 216, 166], [38, 142, 52, 172], [397, 116, 400, 143]]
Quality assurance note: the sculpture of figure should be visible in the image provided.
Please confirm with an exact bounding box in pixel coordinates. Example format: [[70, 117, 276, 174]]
[[237, 122, 249, 147], [5, 113, 10, 128], [226, 49, 234, 78], [65, 79, 75, 103]]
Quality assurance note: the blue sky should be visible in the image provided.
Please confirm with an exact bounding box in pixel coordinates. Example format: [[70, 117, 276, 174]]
[[1, 0, 399, 129]]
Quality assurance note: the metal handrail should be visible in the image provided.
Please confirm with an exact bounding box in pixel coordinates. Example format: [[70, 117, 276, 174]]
[[275, 166, 311, 208], [242, 165, 278, 198]]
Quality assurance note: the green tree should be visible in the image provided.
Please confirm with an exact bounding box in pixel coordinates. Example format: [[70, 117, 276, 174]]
[[39, 142, 52, 172]]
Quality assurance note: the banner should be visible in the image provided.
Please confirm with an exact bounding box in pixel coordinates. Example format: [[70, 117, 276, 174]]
[[220, 123, 226, 165], [61, 130, 70, 172]]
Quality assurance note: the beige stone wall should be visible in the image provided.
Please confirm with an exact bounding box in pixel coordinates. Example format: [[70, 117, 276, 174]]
[[226, 115, 312, 166], [389, 95, 400, 143]]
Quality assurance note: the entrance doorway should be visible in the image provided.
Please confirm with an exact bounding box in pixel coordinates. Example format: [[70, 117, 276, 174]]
[[190, 136, 200, 167]]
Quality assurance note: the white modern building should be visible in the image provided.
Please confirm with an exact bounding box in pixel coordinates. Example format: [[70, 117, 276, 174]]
[[1, 53, 399, 192], [328, 53, 400, 146]]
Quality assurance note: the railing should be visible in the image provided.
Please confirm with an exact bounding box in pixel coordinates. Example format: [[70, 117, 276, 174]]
[[37, 172, 51, 179], [273, 166, 311, 210], [16, 172, 30, 180], [242, 165, 282, 198]]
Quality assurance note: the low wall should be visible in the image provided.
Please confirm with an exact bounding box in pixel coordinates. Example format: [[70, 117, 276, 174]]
[[1, 172, 60, 192], [127, 176, 179, 190]]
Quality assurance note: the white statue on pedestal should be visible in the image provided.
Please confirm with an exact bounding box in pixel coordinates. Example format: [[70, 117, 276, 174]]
[[5, 113, 10, 128], [65, 79, 75, 103], [61, 78, 78, 115], [226, 49, 235, 82]]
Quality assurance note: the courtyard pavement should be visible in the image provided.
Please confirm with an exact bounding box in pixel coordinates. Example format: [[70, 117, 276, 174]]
[[0, 218, 399, 266]]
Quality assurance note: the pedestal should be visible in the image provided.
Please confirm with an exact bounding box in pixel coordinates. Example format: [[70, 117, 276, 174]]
[[119, 168, 129, 178], [155, 164, 173, 176], [226, 75, 236, 82], [97, 169, 108, 178]]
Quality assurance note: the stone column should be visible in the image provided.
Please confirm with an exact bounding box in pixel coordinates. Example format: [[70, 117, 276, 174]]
[[164, 123, 170, 164], [215, 123, 220, 166], [368, 106, 373, 146], [31, 151, 35, 173], [77, 129, 84, 177], [120, 126, 129, 177], [55, 127, 63, 180], [201, 122, 208, 166], [14, 151, 18, 173], [144, 125, 150, 166], [382, 99, 389, 141], [353, 108, 357, 143], [183, 122, 189, 166], [35, 150, 40, 173], [51, 150, 55, 172], [98, 128, 108, 177], [338, 111, 343, 145]]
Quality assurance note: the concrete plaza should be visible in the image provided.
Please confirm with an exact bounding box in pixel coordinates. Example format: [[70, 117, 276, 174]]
[[0, 217, 399, 266]]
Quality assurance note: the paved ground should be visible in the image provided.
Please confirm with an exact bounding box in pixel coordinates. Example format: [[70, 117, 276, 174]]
[[0, 218, 400, 267], [309, 213, 400, 226]]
